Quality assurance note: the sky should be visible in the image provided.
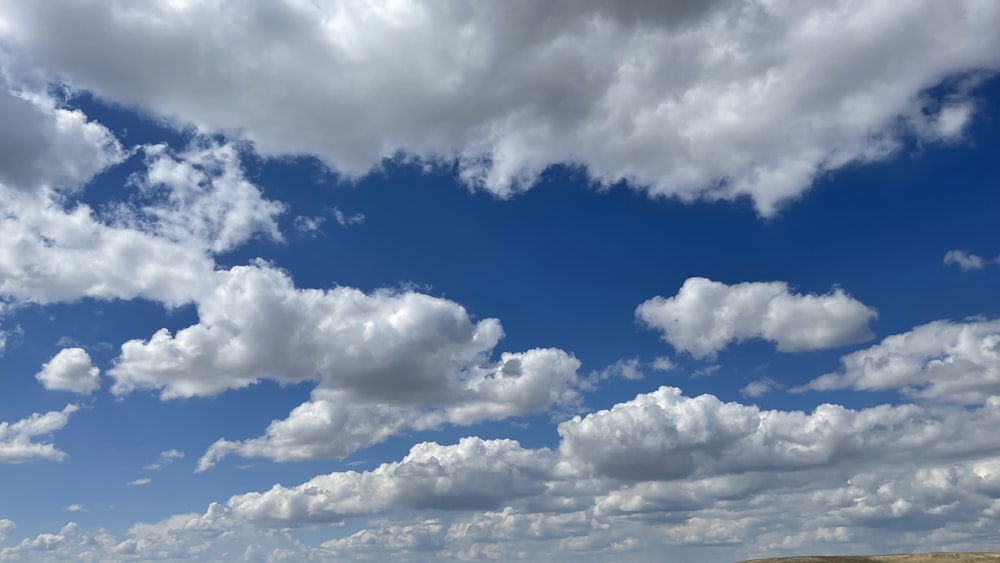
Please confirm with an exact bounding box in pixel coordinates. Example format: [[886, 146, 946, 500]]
[[0, 1, 1000, 561]]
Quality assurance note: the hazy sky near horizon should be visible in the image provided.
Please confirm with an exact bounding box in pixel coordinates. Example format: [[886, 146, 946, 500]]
[[2, 1, 1000, 561]]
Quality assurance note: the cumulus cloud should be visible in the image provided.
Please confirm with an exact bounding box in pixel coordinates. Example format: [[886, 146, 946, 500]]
[[35, 347, 100, 394], [1, 1, 998, 214], [0, 185, 215, 308], [100, 260, 580, 467], [196, 347, 580, 469], [557, 386, 1000, 482], [110, 263, 505, 398], [227, 438, 555, 525], [63, 504, 84, 513], [121, 141, 286, 254], [944, 249, 997, 271], [636, 278, 877, 358], [797, 318, 1000, 404], [14, 383, 1000, 560], [0, 519, 13, 542], [0, 57, 124, 192], [0, 405, 77, 463]]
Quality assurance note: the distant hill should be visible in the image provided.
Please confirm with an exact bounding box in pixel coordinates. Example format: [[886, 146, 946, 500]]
[[741, 554, 1000, 563]]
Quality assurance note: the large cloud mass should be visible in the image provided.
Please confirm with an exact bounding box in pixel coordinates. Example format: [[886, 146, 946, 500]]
[[1, 0, 998, 213]]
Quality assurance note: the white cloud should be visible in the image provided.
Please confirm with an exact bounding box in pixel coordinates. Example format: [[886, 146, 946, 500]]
[[14, 385, 1000, 560], [589, 358, 645, 385], [2, 1, 998, 214], [196, 347, 580, 469], [0, 519, 13, 542], [293, 215, 325, 236], [797, 318, 1000, 404], [636, 277, 877, 358], [226, 438, 556, 525], [740, 377, 778, 398], [691, 364, 721, 378], [652, 356, 676, 372], [944, 249, 991, 271], [121, 141, 286, 254], [0, 57, 124, 193], [98, 260, 580, 467], [0, 405, 77, 463], [557, 386, 1000, 482], [110, 262, 505, 398], [0, 184, 215, 309], [143, 448, 184, 470], [126, 478, 151, 487], [332, 206, 365, 228], [35, 347, 100, 394], [63, 504, 84, 513]]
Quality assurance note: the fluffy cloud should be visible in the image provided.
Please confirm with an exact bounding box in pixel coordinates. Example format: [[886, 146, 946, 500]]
[[226, 438, 556, 525], [198, 348, 579, 469], [2, 1, 998, 214], [0, 184, 217, 308], [798, 318, 1000, 404], [0, 519, 13, 542], [13, 385, 1000, 560], [0, 56, 215, 309], [0, 58, 124, 193], [122, 141, 285, 254], [636, 277, 876, 358], [0, 405, 77, 463], [103, 261, 581, 466], [35, 347, 100, 394], [110, 263, 505, 398], [558, 386, 1000, 482]]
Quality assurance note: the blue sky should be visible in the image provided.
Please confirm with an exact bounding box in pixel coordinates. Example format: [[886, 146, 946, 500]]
[[1, 2, 1000, 561]]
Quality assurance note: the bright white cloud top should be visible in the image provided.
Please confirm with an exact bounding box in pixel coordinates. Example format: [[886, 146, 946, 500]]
[[1, 1, 999, 562], [34, 347, 100, 394]]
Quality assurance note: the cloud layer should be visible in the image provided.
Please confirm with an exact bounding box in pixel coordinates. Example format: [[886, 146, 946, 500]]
[[2, 1, 998, 213]]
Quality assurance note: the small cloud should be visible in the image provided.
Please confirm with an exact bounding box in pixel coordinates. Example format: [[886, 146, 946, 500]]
[[64, 504, 86, 512], [692, 364, 721, 378], [0, 324, 24, 357], [143, 449, 185, 470], [55, 336, 80, 348], [127, 478, 152, 487], [35, 348, 101, 395], [944, 249, 989, 271], [332, 206, 365, 228], [741, 377, 779, 398], [652, 356, 676, 372], [586, 358, 645, 388], [293, 215, 325, 237]]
